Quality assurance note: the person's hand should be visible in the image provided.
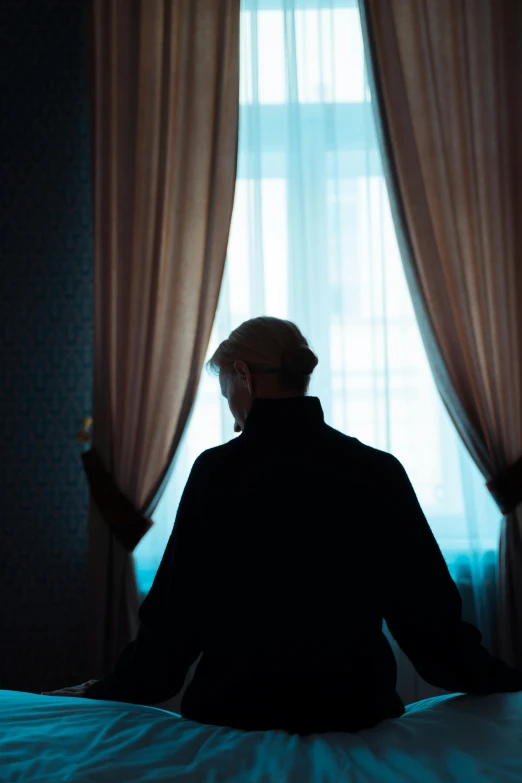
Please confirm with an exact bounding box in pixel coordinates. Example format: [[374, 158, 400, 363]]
[[41, 679, 99, 697]]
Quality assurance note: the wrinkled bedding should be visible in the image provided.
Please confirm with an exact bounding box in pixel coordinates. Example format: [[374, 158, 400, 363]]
[[1, 689, 521, 782]]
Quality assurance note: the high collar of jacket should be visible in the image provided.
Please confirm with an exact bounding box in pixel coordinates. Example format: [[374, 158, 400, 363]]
[[241, 396, 325, 439]]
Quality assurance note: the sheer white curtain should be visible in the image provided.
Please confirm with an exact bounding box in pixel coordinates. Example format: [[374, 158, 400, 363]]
[[135, 0, 501, 705]]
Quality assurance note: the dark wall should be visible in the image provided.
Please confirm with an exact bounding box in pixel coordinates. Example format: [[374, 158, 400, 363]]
[[0, 0, 93, 692]]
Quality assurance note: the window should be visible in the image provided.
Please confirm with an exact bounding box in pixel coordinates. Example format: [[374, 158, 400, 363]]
[[135, 1, 500, 621]]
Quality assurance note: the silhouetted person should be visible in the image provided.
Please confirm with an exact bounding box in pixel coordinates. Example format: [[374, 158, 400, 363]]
[[45, 317, 522, 734]]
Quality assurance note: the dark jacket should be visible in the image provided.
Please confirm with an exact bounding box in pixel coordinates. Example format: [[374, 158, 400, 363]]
[[85, 396, 522, 734]]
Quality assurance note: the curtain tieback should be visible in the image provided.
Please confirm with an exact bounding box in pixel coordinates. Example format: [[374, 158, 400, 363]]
[[82, 448, 153, 552], [486, 455, 522, 515]]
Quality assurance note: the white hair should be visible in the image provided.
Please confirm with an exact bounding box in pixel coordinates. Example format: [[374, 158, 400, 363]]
[[207, 316, 319, 395]]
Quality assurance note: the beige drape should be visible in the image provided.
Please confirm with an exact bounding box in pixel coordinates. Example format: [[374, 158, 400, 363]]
[[86, 0, 239, 676], [360, 0, 522, 667]]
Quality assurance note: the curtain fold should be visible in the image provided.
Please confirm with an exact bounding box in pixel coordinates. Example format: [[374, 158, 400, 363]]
[[360, 0, 522, 667], [87, 0, 239, 676]]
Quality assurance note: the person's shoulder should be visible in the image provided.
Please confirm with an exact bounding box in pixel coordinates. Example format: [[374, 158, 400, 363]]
[[191, 437, 242, 471], [322, 424, 402, 473]]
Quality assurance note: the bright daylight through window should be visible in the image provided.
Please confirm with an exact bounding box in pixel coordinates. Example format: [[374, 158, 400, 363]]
[[135, 0, 500, 645]]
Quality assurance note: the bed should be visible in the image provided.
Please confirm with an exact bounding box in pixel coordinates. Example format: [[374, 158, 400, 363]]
[[2, 689, 521, 782]]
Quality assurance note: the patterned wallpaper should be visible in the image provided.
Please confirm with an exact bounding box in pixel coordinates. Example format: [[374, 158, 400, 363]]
[[0, 0, 93, 692]]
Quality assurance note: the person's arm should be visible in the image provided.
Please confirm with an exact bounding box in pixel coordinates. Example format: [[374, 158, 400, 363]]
[[380, 454, 522, 694], [83, 454, 208, 706]]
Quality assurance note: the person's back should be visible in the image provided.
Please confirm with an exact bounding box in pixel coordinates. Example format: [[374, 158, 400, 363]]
[[47, 316, 522, 734], [181, 397, 405, 733]]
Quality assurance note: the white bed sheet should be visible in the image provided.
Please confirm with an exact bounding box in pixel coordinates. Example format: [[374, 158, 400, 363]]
[[1, 689, 521, 782]]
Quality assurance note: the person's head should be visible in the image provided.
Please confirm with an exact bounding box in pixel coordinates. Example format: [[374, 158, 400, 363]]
[[206, 316, 319, 433]]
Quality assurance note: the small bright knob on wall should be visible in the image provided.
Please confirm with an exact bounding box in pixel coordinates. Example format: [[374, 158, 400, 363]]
[[77, 416, 93, 444]]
